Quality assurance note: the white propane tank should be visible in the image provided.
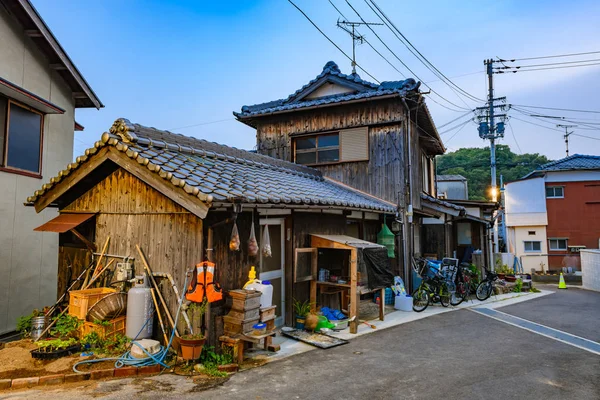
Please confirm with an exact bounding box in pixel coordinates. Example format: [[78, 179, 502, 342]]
[[245, 280, 273, 308], [126, 275, 154, 340]]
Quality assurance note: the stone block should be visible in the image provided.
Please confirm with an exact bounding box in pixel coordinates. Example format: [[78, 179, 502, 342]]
[[114, 367, 137, 377], [0, 379, 11, 390], [64, 373, 90, 383], [217, 363, 239, 373], [138, 365, 161, 375], [39, 374, 65, 386], [90, 369, 114, 380], [11, 377, 39, 389]]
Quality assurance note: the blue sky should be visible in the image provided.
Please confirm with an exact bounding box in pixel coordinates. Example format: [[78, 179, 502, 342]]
[[33, 0, 600, 161]]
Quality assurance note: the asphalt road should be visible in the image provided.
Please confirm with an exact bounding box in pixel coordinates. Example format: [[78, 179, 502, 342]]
[[4, 288, 600, 400]]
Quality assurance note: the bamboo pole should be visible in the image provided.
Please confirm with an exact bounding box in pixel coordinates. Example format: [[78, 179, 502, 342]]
[[136, 245, 179, 337], [152, 272, 193, 335], [84, 259, 115, 289], [92, 237, 110, 278], [150, 288, 169, 344]]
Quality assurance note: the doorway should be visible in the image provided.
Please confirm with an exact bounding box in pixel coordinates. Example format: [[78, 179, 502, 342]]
[[259, 218, 285, 326]]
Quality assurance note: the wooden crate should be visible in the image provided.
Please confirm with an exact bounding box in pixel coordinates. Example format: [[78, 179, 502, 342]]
[[69, 288, 116, 320], [227, 307, 259, 321], [79, 316, 126, 340], [259, 306, 276, 322], [228, 290, 261, 311], [264, 317, 275, 332], [223, 315, 259, 335]]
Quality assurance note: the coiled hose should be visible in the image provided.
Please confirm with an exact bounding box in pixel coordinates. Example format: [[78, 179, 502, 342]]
[[73, 274, 189, 373]]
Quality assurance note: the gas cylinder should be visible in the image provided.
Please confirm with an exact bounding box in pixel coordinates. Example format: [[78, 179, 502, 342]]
[[126, 275, 154, 340]]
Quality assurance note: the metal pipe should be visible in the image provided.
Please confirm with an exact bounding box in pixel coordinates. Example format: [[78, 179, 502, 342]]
[[92, 253, 134, 260]]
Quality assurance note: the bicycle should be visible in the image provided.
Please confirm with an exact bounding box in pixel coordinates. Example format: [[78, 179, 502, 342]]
[[476, 267, 499, 301], [411, 257, 451, 312], [450, 263, 479, 306]]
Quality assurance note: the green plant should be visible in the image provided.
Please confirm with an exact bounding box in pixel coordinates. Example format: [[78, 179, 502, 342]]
[[495, 264, 512, 275], [51, 314, 82, 338], [200, 345, 232, 365], [101, 333, 130, 355], [35, 338, 77, 352], [514, 278, 523, 293], [93, 319, 112, 327], [293, 298, 312, 317], [16, 309, 45, 337], [530, 286, 541, 293], [182, 333, 205, 340], [82, 331, 104, 349]]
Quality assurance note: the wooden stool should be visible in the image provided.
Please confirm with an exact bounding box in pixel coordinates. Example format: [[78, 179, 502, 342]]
[[219, 335, 244, 364]]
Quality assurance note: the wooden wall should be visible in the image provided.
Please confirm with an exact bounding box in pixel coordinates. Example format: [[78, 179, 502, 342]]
[[254, 99, 407, 205], [61, 168, 204, 335]]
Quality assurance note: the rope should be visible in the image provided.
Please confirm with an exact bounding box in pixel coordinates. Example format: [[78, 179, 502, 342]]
[[73, 274, 189, 373]]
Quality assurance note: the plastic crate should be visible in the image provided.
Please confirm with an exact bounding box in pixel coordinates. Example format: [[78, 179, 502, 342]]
[[79, 316, 126, 340], [68, 288, 116, 320], [373, 288, 394, 305]]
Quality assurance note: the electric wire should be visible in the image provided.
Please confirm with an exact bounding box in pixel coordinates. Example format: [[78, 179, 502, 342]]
[[287, 0, 380, 83], [510, 104, 600, 115], [507, 119, 522, 154], [436, 109, 475, 130], [499, 50, 600, 62], [365, 0, 485, 103], [343, 0, 472, 111], [443, 118, 470, 145], [495, 62, 600, 73], [495, 57, 600, 70], [168, 118, 234, 131], [327, 0, 406, 78], [439, 119, 473, 136]]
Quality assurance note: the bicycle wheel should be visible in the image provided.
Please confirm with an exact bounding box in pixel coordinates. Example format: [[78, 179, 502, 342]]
[[439, 282, 450, 307], [476, 282, 492, 301], [450, 281, 466, 306], [412, 287, 430, 312]]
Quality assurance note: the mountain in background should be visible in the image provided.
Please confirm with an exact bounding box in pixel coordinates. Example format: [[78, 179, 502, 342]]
[[436, 145, 552, 200]]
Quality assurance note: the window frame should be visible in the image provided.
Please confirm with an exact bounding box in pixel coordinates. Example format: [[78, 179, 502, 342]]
[[548, 238, 568, 251], [523, 240, 542, 252], [0, 97, 44, 178], [422, 152, 434, 195], [293, 132, 340, 166], [546, 186, 564, 199]]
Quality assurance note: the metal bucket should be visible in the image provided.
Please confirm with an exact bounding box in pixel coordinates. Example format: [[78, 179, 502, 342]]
[[31, 316, 47, 340]]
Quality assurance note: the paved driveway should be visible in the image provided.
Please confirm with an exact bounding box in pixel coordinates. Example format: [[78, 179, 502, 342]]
[[5, 288, 600, 400]]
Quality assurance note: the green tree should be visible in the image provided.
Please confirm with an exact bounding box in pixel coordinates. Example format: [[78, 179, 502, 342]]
[[436, 145, 551, 200]]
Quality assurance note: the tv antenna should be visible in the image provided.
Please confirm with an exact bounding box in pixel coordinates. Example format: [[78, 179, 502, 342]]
[[336, 19, 382, 74], [557, 124, 577, 157]]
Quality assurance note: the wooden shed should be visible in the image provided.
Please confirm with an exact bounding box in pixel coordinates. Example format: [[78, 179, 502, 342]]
[[27, 118, 396, 343]]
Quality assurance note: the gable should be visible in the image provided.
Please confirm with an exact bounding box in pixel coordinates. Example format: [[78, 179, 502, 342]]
[[304, 82, 356, 100], [64, 168, 188, 213]]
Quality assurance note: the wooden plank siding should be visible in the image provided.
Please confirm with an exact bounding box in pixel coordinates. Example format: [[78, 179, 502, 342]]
[[254, 99, 408, 206], [61, 168, 204, 336]]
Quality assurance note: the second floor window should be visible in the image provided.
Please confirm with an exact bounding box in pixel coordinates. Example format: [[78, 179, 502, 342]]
[[549, 238, 568, 251], [546, 186, 564, 198], [0, 95, 44, 176], [524, 241, 541, 252], [294, 133, 340, 165]]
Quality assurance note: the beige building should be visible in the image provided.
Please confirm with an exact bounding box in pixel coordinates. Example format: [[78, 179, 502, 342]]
[[0, 0, 101, 334]]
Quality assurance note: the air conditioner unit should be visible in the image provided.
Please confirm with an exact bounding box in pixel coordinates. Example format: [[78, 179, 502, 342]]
[[568, 245, 586, 253]]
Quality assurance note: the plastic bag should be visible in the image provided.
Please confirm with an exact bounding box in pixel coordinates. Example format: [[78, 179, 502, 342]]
[[229, 222, 240, 251], [262, 224, 272, 258], [248, 221, 259, 256]]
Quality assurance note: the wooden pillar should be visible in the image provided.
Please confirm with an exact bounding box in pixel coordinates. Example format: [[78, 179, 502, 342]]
[[350, 248, 358, 334], [205, 228, 213, 340]]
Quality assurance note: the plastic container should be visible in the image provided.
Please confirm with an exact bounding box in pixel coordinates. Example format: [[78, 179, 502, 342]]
[[252, 322, 267, 336], [68, 288, 116, 320], [395, 295, 413, 312], [245, 281, 273, 308], [126, 277, 154, 339], [31, 316, 47, 341], [373, 288, 394, 305], [330, 319, 349, 331], [80, 316, 126, 339]]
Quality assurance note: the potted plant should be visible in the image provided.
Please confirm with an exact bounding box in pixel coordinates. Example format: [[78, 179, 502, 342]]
[[293, 299, 311, 330], [179, 300, 207, 361]]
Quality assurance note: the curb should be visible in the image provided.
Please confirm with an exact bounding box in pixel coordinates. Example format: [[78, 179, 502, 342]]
[[1, 364, 161, 391]]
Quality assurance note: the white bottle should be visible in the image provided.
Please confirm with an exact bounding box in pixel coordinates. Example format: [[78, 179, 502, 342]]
[[245, 280, 273, 308]]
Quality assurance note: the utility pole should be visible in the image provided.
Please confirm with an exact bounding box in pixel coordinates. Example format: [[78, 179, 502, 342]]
[[336, 20, 382, 74], [478, 59, 508, 261], [557, 124, 577, 157]]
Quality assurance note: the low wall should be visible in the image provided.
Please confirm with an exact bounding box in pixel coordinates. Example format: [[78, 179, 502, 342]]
[[580, 249, 600, 292]]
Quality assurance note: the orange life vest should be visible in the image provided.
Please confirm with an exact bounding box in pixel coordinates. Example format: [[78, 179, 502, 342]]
[[186, 261, 223, 303]]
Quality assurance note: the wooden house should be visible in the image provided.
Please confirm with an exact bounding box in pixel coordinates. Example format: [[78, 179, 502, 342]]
[[27, 118, 397, 339], [234, 61, 470, 280]]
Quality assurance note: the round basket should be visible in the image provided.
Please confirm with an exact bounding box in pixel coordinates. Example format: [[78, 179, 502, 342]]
[[86, 292, 127, 322]]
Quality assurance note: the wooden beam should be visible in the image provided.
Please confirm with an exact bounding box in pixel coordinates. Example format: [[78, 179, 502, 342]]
[[25, 29, 42, 37], [72, 92, 88, 99], [49, 63, 67, 70], [349, 248, 358, 334], [106, 149, 209, 219], [34, 147, 111, 213], [70, 228, 96, 251]]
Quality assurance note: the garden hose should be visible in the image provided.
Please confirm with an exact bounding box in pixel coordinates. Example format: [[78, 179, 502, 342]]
[[73, 273, 189, 373]]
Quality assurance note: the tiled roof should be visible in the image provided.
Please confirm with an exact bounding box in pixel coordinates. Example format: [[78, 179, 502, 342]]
[[27, 119, 396, 213], [420, 193, 466, 213], [234, 61, 419, 118], [437, 174, 467, 182], [522, 154, 600, 178]]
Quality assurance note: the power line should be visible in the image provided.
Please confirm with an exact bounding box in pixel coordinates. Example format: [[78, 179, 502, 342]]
[[347, 0, 472, 111], [439, 119, 473, 135], [510, 115, 566, 132], [436, 109, 475, 129], [512, 104, 600, 115], [495, 61, 600, 73], [496, 57, 600, 70], [499, 50, 600, 62], [168, 118, 234, 131], [425, 70, 484, 84], [365, 0, 485, 103], [507, 119, 522, 154], [287, 0, 380, 83], [327, 0, 405, 78], [444, 119, 469, 145]]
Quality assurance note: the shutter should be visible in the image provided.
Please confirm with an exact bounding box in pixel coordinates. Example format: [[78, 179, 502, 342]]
[[340, 127, 368, 162]]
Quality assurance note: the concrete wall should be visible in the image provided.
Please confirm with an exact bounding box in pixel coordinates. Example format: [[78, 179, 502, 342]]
[[0, 9, 75, 333], [580, 250, 600, 292], [507, 226, 549, 273]]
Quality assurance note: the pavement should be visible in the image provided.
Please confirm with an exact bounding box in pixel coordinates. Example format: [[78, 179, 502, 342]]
[[3, 287, 599, 400]]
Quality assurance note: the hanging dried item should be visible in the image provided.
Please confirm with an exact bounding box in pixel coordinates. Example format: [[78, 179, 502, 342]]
[[262, 224, 272, 258], [229, 222, 241, 251], [248, 221, 259, 256]]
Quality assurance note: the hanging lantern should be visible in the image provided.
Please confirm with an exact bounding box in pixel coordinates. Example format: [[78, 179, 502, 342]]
[[377, 223, 395, 258]]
